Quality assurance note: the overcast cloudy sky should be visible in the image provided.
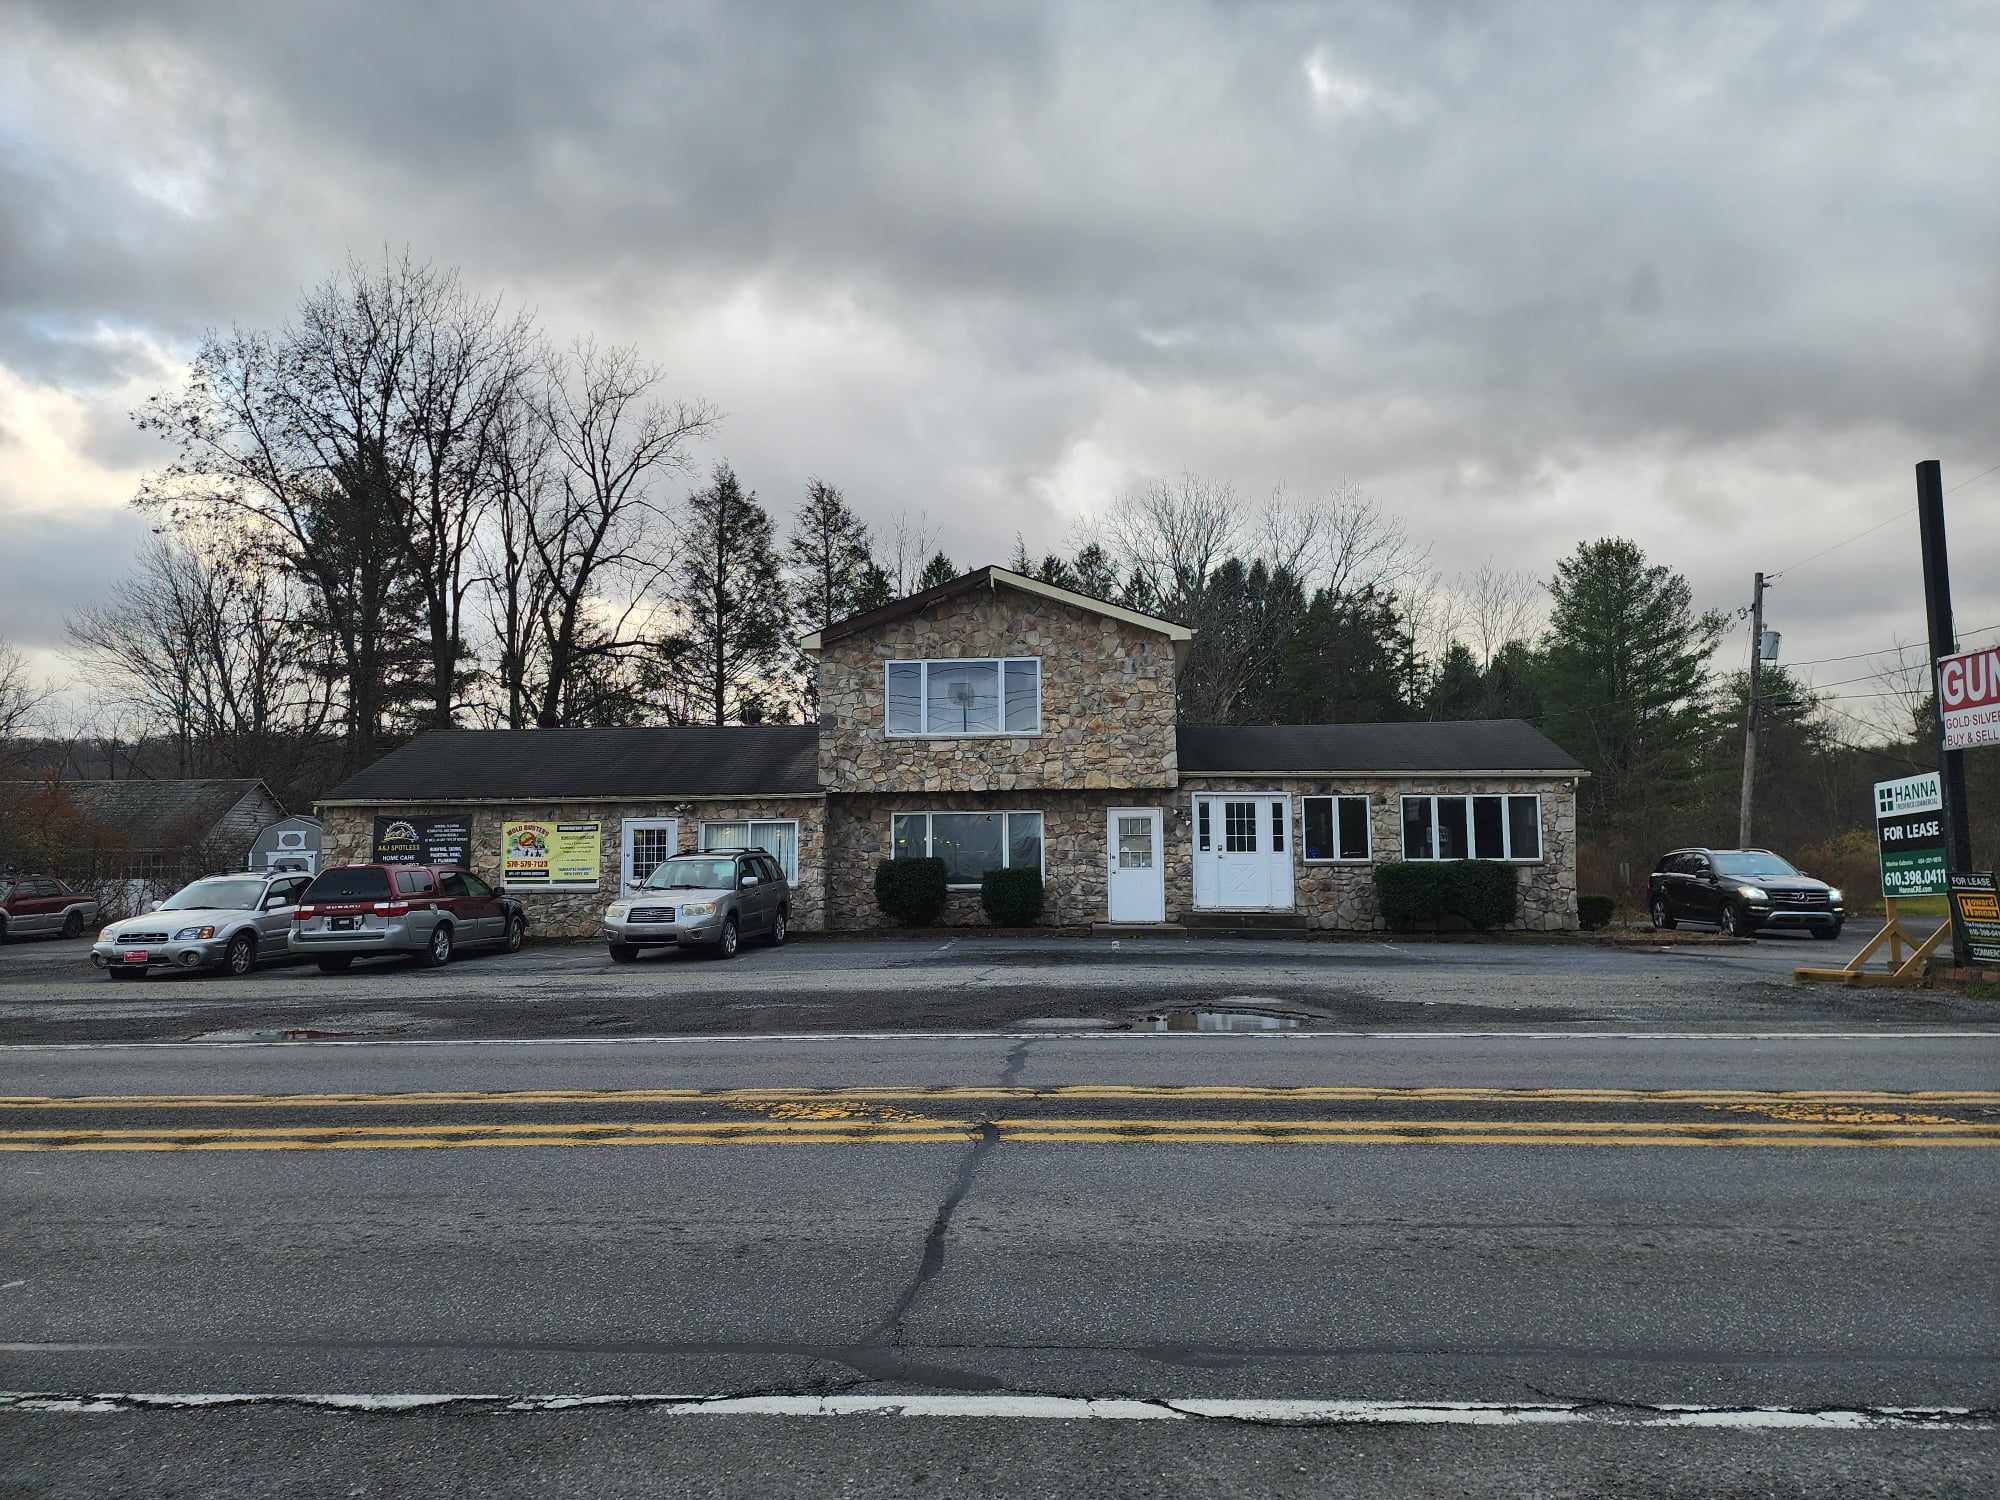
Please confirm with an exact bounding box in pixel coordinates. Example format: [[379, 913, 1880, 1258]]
[[3, 0, 1996, 726]]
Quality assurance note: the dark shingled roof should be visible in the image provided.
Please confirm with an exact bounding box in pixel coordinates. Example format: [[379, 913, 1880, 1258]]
[[0, 778, 275, 847], [1177, 720, 1585, 775], [319, 726, 823, 804]]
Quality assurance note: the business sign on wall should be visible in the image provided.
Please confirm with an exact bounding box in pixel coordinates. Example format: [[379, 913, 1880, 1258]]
[[1874, 773, 1947, 898], [1945, 871, 2000, 967], [502, 820, 602, 890], [1938, 644, 2000, 751], [372, 815, 472, 867]]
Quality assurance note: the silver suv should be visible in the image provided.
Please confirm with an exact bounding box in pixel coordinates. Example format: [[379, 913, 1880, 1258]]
[[603, 848, 789, 961], [92, 870, 311, 978]]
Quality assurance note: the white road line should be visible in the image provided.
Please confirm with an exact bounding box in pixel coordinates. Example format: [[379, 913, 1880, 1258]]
[[0, 1392, 1989, 1429], [2, 1029, 1997, 1053]]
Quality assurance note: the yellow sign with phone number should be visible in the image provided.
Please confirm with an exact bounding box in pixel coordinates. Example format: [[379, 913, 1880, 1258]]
[[501, 820, 602, 890]]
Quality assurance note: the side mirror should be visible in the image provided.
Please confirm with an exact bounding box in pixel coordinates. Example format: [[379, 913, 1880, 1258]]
[[741, 874, 760, 888]]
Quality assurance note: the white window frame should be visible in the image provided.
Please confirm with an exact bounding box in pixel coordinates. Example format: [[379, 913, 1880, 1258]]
[[698, 819, 801, 884], [884, 658, 1042, 738], [891, 810, 1046, 889], [1399, 794, 1543, 863], [1300, 795, 1373, 864]]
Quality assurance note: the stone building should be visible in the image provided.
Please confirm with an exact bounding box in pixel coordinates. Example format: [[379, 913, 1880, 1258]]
[[317, 565, 1585, 935]]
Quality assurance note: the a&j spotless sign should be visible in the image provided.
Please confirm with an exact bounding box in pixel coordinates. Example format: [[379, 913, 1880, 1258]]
[[1938, 643, 2000, 752], [1874, 772, 1947, 898]]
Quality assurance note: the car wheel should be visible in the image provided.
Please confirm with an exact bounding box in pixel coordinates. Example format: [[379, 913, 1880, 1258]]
[[223, 932, 257, 977], [1649, 897, 1675, 931], [317, 957, 353, 974], [1812, 922, 1843, 941], [768, 909, 786, 947], [716, 915, 739, 959], [1719, 904, 1753, 939], [423, 924, 454, 968], [504, 915, 526, 954], [61, 911, 84, 940], [608, 943, 639, 963]]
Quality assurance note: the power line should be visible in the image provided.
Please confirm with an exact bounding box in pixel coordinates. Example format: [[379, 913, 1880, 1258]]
[[1779, 619, 1999, 672], [1762, 459, 1997, 584]]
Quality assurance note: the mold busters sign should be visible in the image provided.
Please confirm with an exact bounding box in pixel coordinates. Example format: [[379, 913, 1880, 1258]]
[[1938, 644, 2000, 752]]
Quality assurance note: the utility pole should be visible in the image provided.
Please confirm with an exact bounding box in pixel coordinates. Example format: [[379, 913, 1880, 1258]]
[[1738, 570, 1766, 847], [1916, 460, 1973, 961]]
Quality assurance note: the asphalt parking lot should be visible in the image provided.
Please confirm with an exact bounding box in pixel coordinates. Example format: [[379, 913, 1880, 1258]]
[[0, 921, 1987, 1045]]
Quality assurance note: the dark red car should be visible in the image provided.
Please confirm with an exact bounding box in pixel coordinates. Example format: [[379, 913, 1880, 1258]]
[[287, 864, 528, 972], [0, 875, 100, 943]]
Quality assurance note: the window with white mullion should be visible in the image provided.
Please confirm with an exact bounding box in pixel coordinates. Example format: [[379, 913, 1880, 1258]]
[[891, 810, 1045, 886], [884, 658, 1041, 737], [1400, 794, 1542, 862]]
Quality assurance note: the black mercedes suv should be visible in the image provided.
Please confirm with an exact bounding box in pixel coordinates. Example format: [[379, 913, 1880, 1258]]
[[1648, 847, 1844, 939]]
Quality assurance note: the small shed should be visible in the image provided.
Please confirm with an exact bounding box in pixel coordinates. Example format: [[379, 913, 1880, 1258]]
[[248, 814, 325, 874]]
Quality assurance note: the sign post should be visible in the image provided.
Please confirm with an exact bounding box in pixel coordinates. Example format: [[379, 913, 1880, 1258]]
[[1796, 773, 1950, 986]]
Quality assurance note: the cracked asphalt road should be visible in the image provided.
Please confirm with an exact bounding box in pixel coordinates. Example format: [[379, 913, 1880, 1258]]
[[3, 1028, 1997, 1495]]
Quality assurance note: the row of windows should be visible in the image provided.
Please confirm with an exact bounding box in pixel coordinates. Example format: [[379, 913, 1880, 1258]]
[[1197, 794, 1543, 863], [892, 795, 1544, 884], [885, 659, 1041, 737], [892, 811, 1045, 887]]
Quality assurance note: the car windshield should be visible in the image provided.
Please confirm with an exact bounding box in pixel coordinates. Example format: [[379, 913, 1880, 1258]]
[[160, 879, 265, 911], [303, 868, 393, 901], [645, 858, 736, 891], [1712, 852, 1800, 879]]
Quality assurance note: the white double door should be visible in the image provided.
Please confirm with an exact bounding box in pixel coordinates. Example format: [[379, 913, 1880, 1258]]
[[1192, 794, 1294, 911], [1106, 808, 1166, 923]]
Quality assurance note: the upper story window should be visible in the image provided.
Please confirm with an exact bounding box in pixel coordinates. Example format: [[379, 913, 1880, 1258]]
[[885, 659, 1041, 737]]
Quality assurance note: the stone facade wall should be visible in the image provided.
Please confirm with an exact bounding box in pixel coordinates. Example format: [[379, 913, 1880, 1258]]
[[825, 792, 1163, 930], [318, 798, 827, 938], [815, 585, 1179, 794], [824, 777, 1578, 932], [1174, 777, 1579, 931]]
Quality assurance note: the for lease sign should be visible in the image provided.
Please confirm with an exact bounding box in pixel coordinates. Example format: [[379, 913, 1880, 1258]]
[[1938, 644, 2000, 751], [1875, 773, 1947, 897]]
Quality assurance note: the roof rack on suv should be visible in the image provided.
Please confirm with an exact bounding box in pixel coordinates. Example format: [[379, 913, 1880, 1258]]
[[695, 845, 769, 856]]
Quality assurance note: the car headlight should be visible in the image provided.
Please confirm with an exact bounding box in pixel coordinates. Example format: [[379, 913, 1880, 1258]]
[[606, 905, 629, 921], [173, 926, 217, 941], [678, 901, 715, 917], [1736, 886, 1768, 902], [1826, 887, 1842, 904]]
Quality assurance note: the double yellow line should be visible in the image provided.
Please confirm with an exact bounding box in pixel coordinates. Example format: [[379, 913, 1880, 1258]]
[[5, 1116, 1998, 1152], [8, 1086, 2000, 1111]]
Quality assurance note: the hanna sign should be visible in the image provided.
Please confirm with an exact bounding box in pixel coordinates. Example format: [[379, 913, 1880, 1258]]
[[1874, 772, 1947, 898], [1938, 643, 2000, 752]]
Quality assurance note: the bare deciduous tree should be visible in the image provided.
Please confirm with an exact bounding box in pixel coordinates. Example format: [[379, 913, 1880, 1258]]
[[507, 340, 716, 727], [0, 640, 51, 745], [1462, 560, 1543, 668], [883, 508, 940, 596]]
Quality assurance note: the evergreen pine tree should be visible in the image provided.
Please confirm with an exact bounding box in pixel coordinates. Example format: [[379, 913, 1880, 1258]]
[[664, 463, 789, 724]]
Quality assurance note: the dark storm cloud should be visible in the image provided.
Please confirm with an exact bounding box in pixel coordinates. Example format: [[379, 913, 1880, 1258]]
[[2, 0, 1997, 671]]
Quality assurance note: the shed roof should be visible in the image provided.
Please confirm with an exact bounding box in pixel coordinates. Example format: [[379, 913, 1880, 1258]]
[[0, 778, 278, 847], [1176, 721, 1585, 776], [319, 726, 822, 805]]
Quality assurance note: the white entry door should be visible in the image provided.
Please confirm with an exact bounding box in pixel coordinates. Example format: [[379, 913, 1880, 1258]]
[[1106, 808, 1165, 923], [1192, 795, 1294, 911], [620, 818, 680, 892]]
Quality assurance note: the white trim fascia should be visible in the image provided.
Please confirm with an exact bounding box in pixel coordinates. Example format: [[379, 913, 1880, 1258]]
[[1182, 769, 1584, 780], [316, 793, 826, 809], [985, 567, 1194, 641]]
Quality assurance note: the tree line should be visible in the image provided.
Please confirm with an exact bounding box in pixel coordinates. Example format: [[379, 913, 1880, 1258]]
[[4, 254, 1985, 909]]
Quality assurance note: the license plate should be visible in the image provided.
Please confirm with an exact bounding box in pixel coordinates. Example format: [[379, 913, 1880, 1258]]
[[122, 950, 148, 965], [330, 917, 356, 931]]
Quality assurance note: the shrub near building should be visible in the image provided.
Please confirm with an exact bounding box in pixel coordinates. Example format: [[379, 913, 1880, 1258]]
[[1374, 861, 1520, 931], [980, 867, 1044, 927], [875, 857, 948, 926]]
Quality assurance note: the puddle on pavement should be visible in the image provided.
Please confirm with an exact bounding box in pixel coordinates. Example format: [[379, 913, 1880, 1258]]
[[1140, 1007, 1307, 1033]]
